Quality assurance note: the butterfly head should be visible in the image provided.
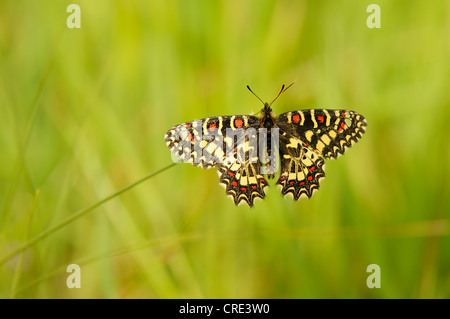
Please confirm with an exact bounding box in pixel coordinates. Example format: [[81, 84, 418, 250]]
[[262, 102, 272, 114], [247, 83, 294, 127], [247, 82, 294, 112]]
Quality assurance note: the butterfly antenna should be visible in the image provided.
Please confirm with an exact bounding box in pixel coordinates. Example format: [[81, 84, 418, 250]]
[[269, 81, 295, 107], [247, 85, 265, 106]]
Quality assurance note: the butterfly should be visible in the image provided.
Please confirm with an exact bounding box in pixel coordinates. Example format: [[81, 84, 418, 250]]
[[164, 84, 367, 207]]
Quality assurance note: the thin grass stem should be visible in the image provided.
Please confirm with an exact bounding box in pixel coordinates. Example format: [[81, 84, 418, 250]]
[[0, 163, 177, 266]]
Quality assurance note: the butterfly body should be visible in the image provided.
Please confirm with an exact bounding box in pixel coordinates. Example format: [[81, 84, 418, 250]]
[[165, 89, 366, 207]]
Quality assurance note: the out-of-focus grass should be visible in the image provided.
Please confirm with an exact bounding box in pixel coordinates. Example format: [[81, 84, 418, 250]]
[[0, 0, 449, 298]]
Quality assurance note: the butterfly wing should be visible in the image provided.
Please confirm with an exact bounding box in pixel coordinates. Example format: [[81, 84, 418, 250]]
[[277, 109, 367, 159], [165, 114, 270, 206], [217, 160, 268, 207], [164, 115, 260, 168], [276, 134, 325, 199], [275, 109, 366, 200]]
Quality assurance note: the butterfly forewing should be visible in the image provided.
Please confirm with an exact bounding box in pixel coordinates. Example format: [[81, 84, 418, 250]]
[[277, 109, 367, 159], [164, 115, 260, 168]]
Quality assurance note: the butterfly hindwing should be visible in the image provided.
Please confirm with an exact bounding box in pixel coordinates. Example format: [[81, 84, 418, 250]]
[[276, 135, 325, 199], [218, 160, 268, 207], [277, 109, 367, 159]]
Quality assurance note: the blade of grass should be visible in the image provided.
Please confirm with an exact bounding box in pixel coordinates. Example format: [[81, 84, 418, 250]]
[[51, 54, 114, 226], [0, 29, 64, 229], [9, 189, 40, 298], [7, 218, 450, 298], [0, 162, 177, 266], [7, 231, 209, 298]]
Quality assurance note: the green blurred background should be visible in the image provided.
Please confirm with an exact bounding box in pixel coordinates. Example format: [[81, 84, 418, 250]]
[[0, 0, 449, 298]]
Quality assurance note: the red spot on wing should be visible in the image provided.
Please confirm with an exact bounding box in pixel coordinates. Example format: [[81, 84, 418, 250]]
[[317, 115, 324, 123], [251, 185, 257, 189], [260, 179, 266, 183], [232, 181, 238, 187], [340, 122, 345, 129], [240, 187, 247, 191], [228, 171, 235, 177], [293, 115, 300, 124], [209, 123, 217, 131], [307, 176, 313, 181], [290, 181, 295, 185], [299, 181, 305, 185], [341, 112, 346, 117], [235, 119, 243, 128], [186, 124, 191, 128], [310, 166, 316, 172]]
